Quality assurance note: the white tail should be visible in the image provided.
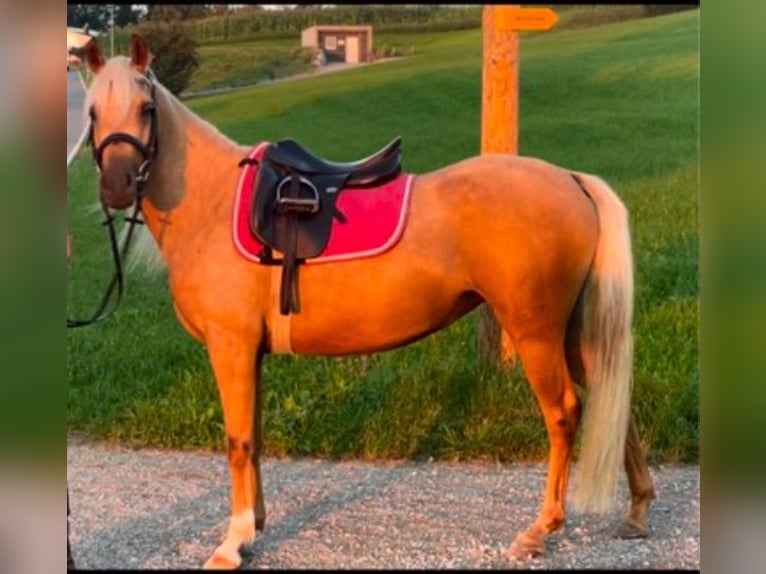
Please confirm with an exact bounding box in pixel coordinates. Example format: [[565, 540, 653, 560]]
[[570, 172, 634, 514]]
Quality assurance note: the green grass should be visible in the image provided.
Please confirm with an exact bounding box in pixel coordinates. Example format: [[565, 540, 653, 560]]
[[67, 10, 699, 464], [186, 39, 316, 94], [180, 5, 688, 97]]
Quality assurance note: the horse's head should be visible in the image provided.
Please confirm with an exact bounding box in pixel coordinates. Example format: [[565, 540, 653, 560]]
[[84, 35, 158, 210]]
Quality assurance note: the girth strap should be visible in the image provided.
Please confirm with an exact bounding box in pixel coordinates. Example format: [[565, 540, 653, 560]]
[[279, 172, 302, 315]]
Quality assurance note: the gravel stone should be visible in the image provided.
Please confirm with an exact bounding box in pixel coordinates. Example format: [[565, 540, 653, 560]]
[[67, 435, 699, 569]]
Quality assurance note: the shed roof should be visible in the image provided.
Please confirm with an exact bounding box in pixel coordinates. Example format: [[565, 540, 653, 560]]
[[303, 25, 373, 33]]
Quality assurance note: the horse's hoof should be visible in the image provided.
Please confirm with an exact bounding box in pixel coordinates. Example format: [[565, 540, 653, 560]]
[[504, 531, 546, 560], [203, 548, 242, 570], [614, 517, 649, 539]]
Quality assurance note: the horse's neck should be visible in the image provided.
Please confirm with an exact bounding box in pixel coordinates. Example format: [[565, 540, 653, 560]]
[[141, 90, 247, 255]]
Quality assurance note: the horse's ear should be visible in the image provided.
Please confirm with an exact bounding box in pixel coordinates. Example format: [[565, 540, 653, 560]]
[[130, 34, 153, 73], [84, 39, 105, 75]]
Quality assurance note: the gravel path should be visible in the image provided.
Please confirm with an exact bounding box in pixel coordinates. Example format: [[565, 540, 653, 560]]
[[67, 436, 699, 570]]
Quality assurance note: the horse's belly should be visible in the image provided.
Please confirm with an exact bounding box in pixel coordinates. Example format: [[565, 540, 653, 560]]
[[288, 293, 481, 355], [286, 258, 480, 356]]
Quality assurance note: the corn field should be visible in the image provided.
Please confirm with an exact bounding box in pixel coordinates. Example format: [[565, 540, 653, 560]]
[[114, 5, 482, 50]]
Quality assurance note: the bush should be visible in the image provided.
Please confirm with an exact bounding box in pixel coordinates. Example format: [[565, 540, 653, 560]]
[[134, 20, 200, 96]]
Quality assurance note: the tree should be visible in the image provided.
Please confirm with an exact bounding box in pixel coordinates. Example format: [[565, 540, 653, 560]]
[[67, 5, 85, 27], [67, 4, 110, 29], [134, 21, 200, 96], [68, 4, 142, 30], [113, 5, 142, 28]]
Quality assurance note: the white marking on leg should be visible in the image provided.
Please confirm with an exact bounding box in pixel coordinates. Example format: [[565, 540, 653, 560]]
[[228, 508, 256, 545], [204, 538, 241, 570], [203, 510, 256, 569]]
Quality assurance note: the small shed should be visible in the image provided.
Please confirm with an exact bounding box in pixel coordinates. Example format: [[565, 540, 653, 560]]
[[301, 25, 373, 64]]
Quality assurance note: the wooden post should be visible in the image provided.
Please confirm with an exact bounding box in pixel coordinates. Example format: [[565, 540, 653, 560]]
[[481, 5, 520, 156], [478, 5, 520, 367]]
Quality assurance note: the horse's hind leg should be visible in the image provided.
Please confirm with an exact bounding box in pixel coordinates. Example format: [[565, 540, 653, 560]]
[[615, 412, 656, 538], [503, 337, 581, 559]]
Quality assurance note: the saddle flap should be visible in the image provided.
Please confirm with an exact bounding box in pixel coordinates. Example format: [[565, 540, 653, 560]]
[[251, 159, 337, 261], [242, 136, 405, 316]]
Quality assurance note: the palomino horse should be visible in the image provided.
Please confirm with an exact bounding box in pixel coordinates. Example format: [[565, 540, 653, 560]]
[[80, 36, 655, 568]]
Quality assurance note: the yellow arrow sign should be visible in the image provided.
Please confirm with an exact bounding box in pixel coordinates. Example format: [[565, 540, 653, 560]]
[[497, 6, 558, 31]]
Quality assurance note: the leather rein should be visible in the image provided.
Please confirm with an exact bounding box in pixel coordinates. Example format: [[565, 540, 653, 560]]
[[67, 71, 158, 329]]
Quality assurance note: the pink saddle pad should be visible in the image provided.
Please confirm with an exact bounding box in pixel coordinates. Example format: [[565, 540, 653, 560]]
[[233, 142, 416, 264]]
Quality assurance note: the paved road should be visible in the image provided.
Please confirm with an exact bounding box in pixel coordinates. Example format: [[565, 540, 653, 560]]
[[67, 70, 88, 165], [67, 436, 699, 570]]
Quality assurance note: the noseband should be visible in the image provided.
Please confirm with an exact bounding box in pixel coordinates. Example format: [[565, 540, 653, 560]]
[[67, 70, 159, 329]]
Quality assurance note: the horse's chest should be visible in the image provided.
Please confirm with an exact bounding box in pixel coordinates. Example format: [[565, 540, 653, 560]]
[[170, 296, 204, 343]]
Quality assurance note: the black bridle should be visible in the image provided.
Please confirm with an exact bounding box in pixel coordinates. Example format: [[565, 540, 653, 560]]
[[67, 71, 159, 329]]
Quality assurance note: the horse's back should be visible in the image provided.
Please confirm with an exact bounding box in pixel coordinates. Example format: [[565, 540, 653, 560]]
[[414, 153, 600, 261], [419, 153, 593, 213]]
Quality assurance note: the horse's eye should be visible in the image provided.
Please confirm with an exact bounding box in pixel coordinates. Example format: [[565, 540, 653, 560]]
[[142, 103, 156, 116]]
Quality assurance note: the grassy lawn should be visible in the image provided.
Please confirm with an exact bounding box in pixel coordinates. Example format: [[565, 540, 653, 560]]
[[67, 10, 699, 463], [181, 6, 679, 97], [186, 38, 315, 94]]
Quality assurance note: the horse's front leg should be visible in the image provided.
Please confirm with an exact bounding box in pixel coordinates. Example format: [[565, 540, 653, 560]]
[[203, 328, 263, 570], [253, 358, 266, 533]]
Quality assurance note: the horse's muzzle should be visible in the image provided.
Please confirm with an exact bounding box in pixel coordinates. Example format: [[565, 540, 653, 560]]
[[99, 155, 139, 209]]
